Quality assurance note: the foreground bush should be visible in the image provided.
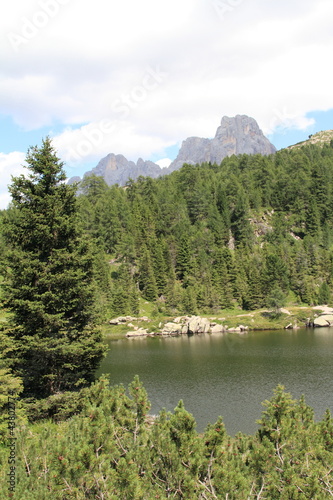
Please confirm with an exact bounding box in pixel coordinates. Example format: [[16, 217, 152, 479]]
[[1, 378, 332, 499]]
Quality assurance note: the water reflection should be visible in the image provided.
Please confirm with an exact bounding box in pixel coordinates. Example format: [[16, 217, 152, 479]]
[[97, 329, 333, 435]]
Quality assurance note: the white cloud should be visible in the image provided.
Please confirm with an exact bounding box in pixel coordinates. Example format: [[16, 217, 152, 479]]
[[0, 152, 26, 209], [156, 158, 172, 169], [52, 120, 174, 167], [1, 0, 333, 192]]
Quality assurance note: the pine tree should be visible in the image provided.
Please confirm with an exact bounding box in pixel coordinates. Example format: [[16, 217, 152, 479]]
[[212, 249, 234, 309], [176, 235, 191, 280], [2, 138, 106, 398], [111, 262, 139, 316], [230, 185, 253, 246], [137, 245, 158, 301], [317, 282, 331, 305]]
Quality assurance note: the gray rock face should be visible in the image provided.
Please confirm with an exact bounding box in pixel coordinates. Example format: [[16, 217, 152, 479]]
[[168, 115, 276, 172], [67, 176, 81, 185], [84, 153, 162, 186], [167, 137, 212, 172], [68, 115, 276, 186]]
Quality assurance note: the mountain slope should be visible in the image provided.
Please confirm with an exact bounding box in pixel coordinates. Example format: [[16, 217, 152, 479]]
[[288, 129, 333, 150]]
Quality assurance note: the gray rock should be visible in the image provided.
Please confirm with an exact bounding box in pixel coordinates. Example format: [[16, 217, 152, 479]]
[[109, 315, 137, 324], [313, 314, 333, 327], [227, 327, 242, 333], [210, 115, 276, 162], [88, 154, 162, 186], [227, 325, 248, 333], [109, 319, 120, 325], [126, 328, 148, 337], [161, 322, 183, 335], [67, 176, 81, 185], [174, 316, 190, 323], [168, 115, 276, 172], [181, 324, 189, 334], [167, 137, 211, 172], [210, 324, 225, 333], [187, 316, 211, 334]]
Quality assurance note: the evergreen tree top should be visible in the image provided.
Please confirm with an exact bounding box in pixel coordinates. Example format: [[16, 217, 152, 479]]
[[9, 137, 68, 207]]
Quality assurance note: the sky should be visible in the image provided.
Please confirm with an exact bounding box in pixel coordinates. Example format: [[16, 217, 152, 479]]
[[1, 0, 333, 209]]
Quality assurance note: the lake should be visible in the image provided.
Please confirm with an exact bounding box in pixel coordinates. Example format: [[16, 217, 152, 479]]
[[96, 328, 333, 435]]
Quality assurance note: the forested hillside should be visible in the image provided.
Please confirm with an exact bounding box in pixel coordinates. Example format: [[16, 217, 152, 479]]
[[76, 141, 333, 318]]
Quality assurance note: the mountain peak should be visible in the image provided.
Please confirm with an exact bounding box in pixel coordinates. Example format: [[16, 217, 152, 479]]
[[68, 115, 276, 186], [168, 115, 276, 172]]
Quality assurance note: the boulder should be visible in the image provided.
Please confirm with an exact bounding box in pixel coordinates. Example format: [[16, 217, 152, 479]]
[[161, 322, 183, 335], [110, 315, 137, 324], [181, 324, 189, 334], [126, 328, 148, 338], [187, 316, 211, 334], [109, 318, 121, 325], [227, 325, 248, 334], [117, 316, 129, 323], [280, 308, 291, 316], [238, 325, 248, 331], [313, 314, 333, 327], [173, 316, 189, 323], [210, 324, 225, 333]]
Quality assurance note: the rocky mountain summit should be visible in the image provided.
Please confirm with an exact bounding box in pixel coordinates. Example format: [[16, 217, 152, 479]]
[[68, 115, 276, 186], [84, 154, 161, 186], [168, 115, 276, 172]]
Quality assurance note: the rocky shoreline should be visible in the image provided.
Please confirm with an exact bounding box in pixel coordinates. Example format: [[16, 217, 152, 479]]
[[124, 316, 249, 338], [108, 307, 333, 339], [110, 314, 272, 338]]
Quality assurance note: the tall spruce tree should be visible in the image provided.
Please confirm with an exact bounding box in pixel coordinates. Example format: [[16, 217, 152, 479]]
[[2, 138, 105, 398]]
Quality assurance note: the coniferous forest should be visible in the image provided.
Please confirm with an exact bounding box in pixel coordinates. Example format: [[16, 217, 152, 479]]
[[77, 139, 333, 317], [1, 138, 333, 497]]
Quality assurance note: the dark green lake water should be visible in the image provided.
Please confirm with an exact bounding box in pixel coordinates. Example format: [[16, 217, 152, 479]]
[[96, 328, 333, 435]]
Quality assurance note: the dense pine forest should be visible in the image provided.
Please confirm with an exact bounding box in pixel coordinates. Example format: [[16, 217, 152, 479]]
[[1, 139, 333, 498], [76, 140, 333, 318]]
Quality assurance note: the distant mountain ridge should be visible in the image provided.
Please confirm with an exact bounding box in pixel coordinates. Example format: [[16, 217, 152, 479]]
[[85, 154, 161, 186], [68, 115, 276, 186]]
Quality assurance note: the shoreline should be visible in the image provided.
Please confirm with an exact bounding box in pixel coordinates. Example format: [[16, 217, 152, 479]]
[[103, 305, 333, 339]]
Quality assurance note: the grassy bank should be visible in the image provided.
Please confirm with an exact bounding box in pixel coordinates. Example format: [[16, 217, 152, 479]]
[[0, 298, 325, 339], [102, 302, 320, 339]]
